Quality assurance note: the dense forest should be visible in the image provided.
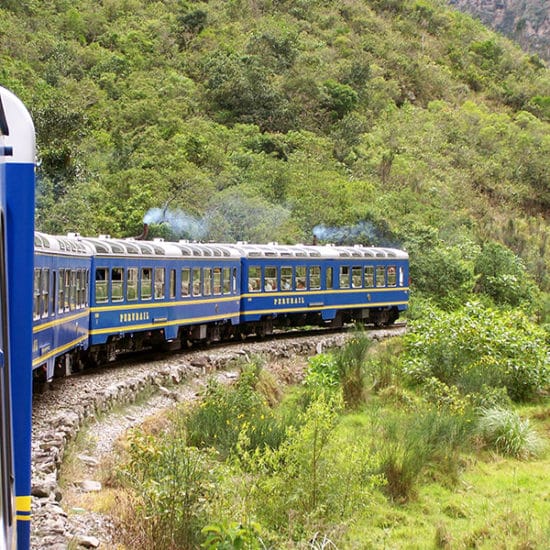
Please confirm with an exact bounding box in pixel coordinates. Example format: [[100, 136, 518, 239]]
[[1, 0, 549, 303]]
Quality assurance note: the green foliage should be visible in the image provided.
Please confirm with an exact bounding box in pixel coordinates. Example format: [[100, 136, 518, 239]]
[[474, 241, 539, 309], [121, 427, 215, 549], [185, 362, 286, 458], [303, 353, 340, 394], [403, 302, 550, 402], [201, 519, 262, 550], [334, 330, 372, 408], [477, 408, 544, 459]]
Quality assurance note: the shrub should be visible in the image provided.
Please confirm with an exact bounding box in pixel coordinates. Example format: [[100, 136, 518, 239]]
[[477, 408, 544, 459], [120, 427, 215, 549], [185, 361, 286, 457], [334, 331, 373, 408], [402, 302, 549, 402]]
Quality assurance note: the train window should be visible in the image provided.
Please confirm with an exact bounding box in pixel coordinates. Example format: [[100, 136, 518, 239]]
[[339, 266, 350, 288], [364, 266, 374, 287], [95, 268, 108, 303], [192, 268, 201, 296], [154, 268, 165, 299], [52, 272, 57, 316], [296, 266, 306, 290], [170, 269, 176, 299], [264, 266, 277, 291], [141, 268, 152, 300], [222, 267, 231, 294], [42, 269, 49, 317], [281, 266, 292, 290], [76, 270, 84, 308], [248, 266, 260, 292], [127, 268, 138, 301], [399, 267, 404, 286], [233, 268, 237, 293], [69, 270, 77, 310], [326, 267, 334, 290], [376, 266, 385, 287], [387, 266, 397, 287], [64, 270, 71, 311], [33, 268, 41, 320], [58, 269, 65, 312], [181, 268, 190, 296], [112, 268, 124, 302], [213, 268, 222, 295], [352, 266, 362, 288], [309, 266, 321, 290], [203, 268, 212, 296]]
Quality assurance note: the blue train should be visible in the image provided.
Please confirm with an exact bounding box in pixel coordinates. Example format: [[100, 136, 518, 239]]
[[32, 232, 409, 383], [1, 83, 410, 550], [1, 86, 35, 550]]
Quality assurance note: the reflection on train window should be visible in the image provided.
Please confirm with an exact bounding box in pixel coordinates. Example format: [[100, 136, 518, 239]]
[[326, 267, 334, 290], [264, 266, 277, 291], [192, 268, 201, 296], [155, 268, 165, 299], [42, 269, 50, 317], [296, 266, 306, 290], [339, 266, 349, 288], [69, 270, 77, 310], [248, 266, 260, 292], [309, 266, 321, 290], [64, 270, 71, 311], [376, 266, 385, 287], [364, 266, 374, 287], [112, 267, 124, 302], [213, 268, 222, 295], [399, 267, 404, 286], [170, 269, 176, 299], [141, 268, 152, 300], [352, 266, 362, 288], [33, 268, 41, 319], [387, 266, 397, 287], [233, 268, 237, 293], [203, 268, 212, 296], [222, 267, 231, 294], [281, 266, 292, 290], [181, 268, 190, 296], [95, 268, 108, 303], [127, 268, 138, 301]]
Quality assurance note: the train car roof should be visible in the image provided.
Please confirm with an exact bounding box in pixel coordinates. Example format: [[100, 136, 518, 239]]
[[35, 232, 95, 255], [78, 235, 242, 258], [227, 242, 408, 259]]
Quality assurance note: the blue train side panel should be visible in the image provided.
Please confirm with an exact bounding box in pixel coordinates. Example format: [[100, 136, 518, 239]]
[[235, 243, 409, 330], [32, 233, 92, 381], [0, 86, 35, 550]]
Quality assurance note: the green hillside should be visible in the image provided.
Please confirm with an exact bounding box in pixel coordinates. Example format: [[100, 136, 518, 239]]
[[1, 0, 549, 295]]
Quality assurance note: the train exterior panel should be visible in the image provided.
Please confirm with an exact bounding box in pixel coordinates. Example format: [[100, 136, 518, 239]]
[[33, 233, 93, 381], [237, 243, 409, 331], [1, 86, 35, 550], [82, 237, 242, 358]]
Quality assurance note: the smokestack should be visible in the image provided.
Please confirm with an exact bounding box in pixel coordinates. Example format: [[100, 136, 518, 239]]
[[135, 223, 149, 240], [312, 234, 318, 246]]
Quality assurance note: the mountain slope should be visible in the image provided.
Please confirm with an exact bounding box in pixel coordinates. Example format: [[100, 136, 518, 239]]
[[0, 0, 549, 291]]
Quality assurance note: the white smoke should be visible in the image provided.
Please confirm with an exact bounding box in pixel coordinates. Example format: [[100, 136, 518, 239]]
[[143, 207, 209, 240]]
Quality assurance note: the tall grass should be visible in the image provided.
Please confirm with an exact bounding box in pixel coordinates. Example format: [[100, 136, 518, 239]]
[[372, 408, 473, 501], [477, 408, 544, 459]]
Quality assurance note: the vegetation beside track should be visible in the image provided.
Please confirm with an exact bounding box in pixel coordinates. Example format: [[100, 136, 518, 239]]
[[109, 307, 549, 549]]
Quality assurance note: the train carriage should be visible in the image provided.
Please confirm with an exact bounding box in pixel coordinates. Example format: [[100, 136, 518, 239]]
[[33, 233, 93, 382], [81, 236, 242, 362], [235, 242, 409, 336]]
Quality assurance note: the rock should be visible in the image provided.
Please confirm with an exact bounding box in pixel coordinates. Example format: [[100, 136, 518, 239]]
[[79, 480, 102, 492], [76, 535, 100, 548]]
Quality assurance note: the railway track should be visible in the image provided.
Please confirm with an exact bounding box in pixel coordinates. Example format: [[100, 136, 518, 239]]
[[31, 323, 406, 549]]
